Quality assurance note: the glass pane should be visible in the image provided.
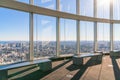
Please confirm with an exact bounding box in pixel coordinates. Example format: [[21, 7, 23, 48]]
[[113, 24, 120, 50], [34, 14, 56, 59], [34, 0, 56, 10], [113, 0, 120, 20], [16, 0, 29, 4], [60, 18, 76, 55], [97, 0, 110, 19], [80, 21, 94, 53], [60, 0, 76, 14], [97, 23, 110, 52], [80, 0, 93, 17], [0, 8, 29, 65]]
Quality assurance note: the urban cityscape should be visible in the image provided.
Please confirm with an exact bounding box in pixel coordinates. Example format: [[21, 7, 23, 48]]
[[0, 41, 120, 65]]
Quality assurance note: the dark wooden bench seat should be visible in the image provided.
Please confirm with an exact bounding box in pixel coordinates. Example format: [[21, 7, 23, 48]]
[[110, 50, 120, 57], [0, 59, 52, 80], [73, 53, 103, 65]]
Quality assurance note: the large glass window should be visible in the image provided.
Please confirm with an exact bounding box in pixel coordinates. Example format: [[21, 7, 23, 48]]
[[80, 21, 94, 53], [16, 0, 29, 4], [60, 19, 76, 55], [60, 0, 76, 14], [34, 14, 56, 59], [97, 23, 110, 52], [0, 8, 29, 65], [80, 0, 93, 17], [34, 0, 56, 10], [113, 0, 120, 20], [97, 0, 110, 19], [113, 24, 120, 50]]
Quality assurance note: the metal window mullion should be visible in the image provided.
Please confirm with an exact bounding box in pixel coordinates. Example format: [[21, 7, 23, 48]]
[[77, 21, 80, 54], [110, 0, 113, 51], [76, 0, 80, 55], [29, 0, 34, 61], [110, 24, 113, 51], [94, 0, 97, 52], [56, 0, 60, 57]]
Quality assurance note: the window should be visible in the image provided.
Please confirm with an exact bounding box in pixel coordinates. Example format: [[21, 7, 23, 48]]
[[34, 14, 56, 59], [16, 0, 29, 4], [97, 23, 110, 52], [113, 0, 120, 20], [0, 8, 29, 65], [60, 0, 76, 14], [113, 24, 120, 50], [97, 0, 110, 19], [80, 0, 93, 17], [34, 0, 56, 10], [80, 21, 94, 53], [60, 18, 76, 55]]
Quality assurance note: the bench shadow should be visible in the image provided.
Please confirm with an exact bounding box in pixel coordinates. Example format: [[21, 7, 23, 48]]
[[66, 56, 102, 80], [8, 65, 37, 78], [9, 59, 71, 80], [111, 56, 120, 80]]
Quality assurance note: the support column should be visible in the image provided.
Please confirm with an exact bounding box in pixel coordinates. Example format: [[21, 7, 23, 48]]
[[94, 23, 97, 52], [94, 0, 98, 52], [29, 0, 34, 61], [77, 21, 80, 55], [110, 0, 113, 51], [110, 24, 113, 51], [56, 0, 60, 57], [76, 0, 80, 55]]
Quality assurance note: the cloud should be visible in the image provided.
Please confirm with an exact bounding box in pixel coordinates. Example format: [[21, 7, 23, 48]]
[[60, 4, 71, 12], [41, 0, 52, 3], [60, 4, 63, 10], [45, 4, 55, 9], [41, 20, 50, 25], [66, 5, 71, 11], [41, 26, 54, 41]]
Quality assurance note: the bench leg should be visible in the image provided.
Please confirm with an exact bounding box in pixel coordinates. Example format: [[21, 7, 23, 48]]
[[0, 70, 7, 80], [38, 61, 52, 71]]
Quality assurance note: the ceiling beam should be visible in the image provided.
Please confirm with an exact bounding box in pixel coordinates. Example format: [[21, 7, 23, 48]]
[[0, 0, 120, 23]]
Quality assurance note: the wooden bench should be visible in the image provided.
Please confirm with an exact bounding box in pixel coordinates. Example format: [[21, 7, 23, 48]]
[[73, 53, 103, 65], [95, 51, 110, 55], [0, 59, 52, 80], [94, 51, 103, 53]]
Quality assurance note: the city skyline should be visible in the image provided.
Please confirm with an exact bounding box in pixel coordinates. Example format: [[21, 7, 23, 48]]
[[1, 40, 120, 65]]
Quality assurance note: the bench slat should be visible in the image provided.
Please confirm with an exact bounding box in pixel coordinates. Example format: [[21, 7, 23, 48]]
[[73, 53, 103, 65], [74, 53, 102, 58]]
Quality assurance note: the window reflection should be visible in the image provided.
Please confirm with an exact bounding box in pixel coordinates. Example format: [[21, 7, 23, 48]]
[[60, 0, 76, 14], [80, 21, 94, 53], [34, 0, 56, 10], [114, 24, 120, 50], [97, 23, 110, 52], [60, 18, 77, 55], [34, 14, 56, 59], [0, 8, 29, 65]]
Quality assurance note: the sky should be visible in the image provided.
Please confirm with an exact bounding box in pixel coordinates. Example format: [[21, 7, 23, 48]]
[[0, 0, 120, 41]]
